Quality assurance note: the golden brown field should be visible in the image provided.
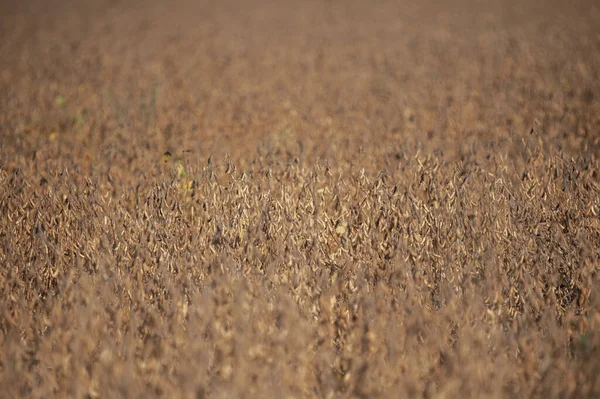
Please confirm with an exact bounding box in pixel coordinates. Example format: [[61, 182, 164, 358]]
[[1, 0, 600, 397]]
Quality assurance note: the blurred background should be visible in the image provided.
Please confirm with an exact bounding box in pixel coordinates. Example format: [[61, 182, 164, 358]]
[[2, 0, 599, 177]]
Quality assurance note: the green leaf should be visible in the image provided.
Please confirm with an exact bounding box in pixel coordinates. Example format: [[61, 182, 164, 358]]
[[55, 95, 67, 109]]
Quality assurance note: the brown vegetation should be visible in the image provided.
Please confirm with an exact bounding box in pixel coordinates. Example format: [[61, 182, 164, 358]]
[[1, 0, 600, 397]]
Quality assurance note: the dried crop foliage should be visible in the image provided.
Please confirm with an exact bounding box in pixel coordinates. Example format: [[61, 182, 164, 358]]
[[1, 0, 600, 398]]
